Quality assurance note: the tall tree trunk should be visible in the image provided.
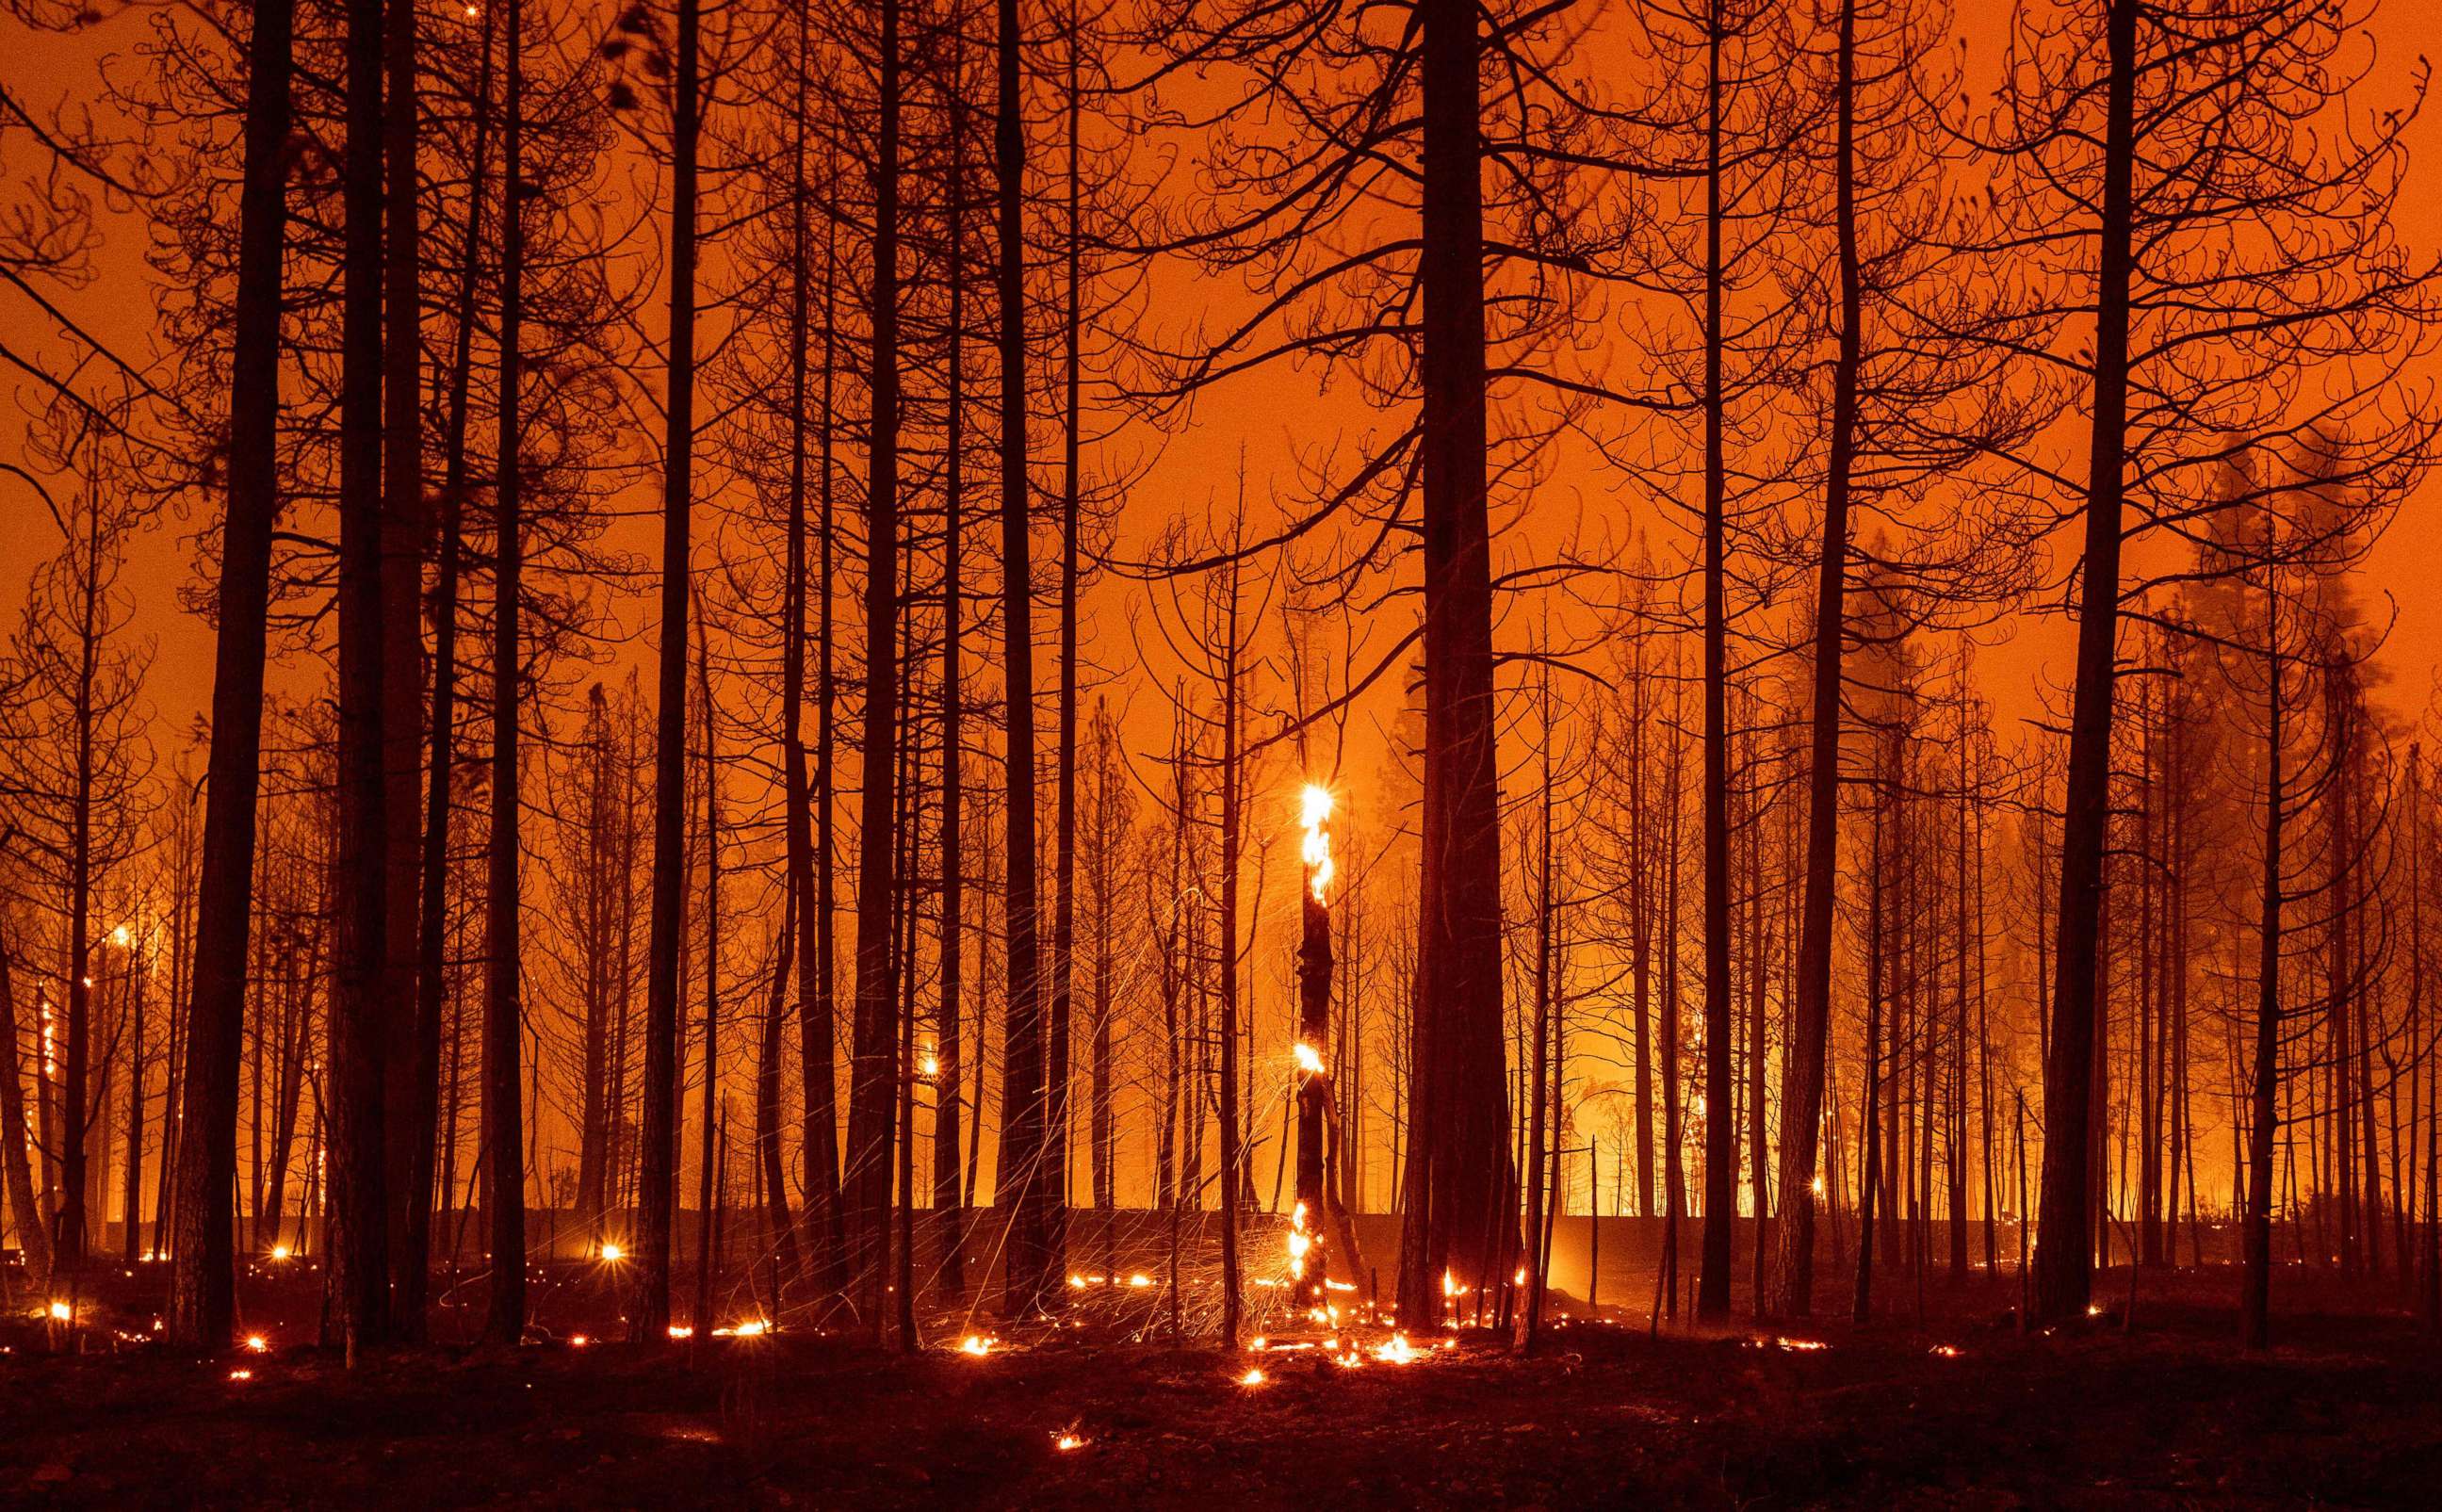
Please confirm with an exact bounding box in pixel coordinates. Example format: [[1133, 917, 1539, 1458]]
[[331, 0, 394, 1359], [2241, 582, 2284, 1352], [1764, 0, 1859, 1320], [936, 50, 969, 1297], [1630, 639, 1654, 1218], [58, 538, 95, 1269], [380, 0, 431, 1336], [0, 933, 50, 1281], [757, 883, 800, 1291], [1694, 3, 1736, 1323], [1853, 754, 1889, 1325], [1294, 775, 1334, 1318], [846, 0, 904, 1341], [994, 0, 1048, 1319], [480, 0, 527, 1345], [122, 951, 146, 1264], [414, 0, 494, 1334], [692, 632, 722, 1341], [773, 0, 814, 1302], [803, 152, 847, 1295], [1089, 713, 1115, 1230], [2033, 0, 2137, 1329], [1516, 692, 1555, 1350], [1216, 579, 1245, 1344], [634, 0, 703, 1344], [1397, 0, 1510, 1331], [1045, 0, 1085, 1301]]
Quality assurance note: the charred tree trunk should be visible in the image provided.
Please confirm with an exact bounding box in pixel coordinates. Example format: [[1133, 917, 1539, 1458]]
[[1516, 702, 1555, 1350], [1294, 793, 1333, 1317], [1397, 0, 1510, 1332], [330, 0, 395, 1358], [770, 4, 814, 1305], [480, 2, 528, 1344], [2241, 576, 2286, 1353], [0, 933, 49, 1281], [2033, 0, 2137, 1329], [692, 633, 723, 1341], [936, 47, 969, 1296], [380, 0, 431, 1336], [1764, 0, 1859, 1322], [634, 0, 703, 1344], [413, 0, 494, 1338], [1695, 4, 1736, 1324], [802, 154, 846, 1296], [1046, 5, 1084, 1297], [165, 0, 292, 1352], [995, 0, 1049, 1319], [846, 0, 904, 1341]]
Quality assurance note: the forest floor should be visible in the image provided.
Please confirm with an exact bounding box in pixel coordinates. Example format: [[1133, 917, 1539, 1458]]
[[2, 1260, 2437, 1507]]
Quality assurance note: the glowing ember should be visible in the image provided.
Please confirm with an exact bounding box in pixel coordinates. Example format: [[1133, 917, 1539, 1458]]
[[1299, 786, 1334, 902], [1930, 1344, 1962, 1358], [47, 1301, 71, 1322], [959, 1334, 994, 1357], [269, 1245, 291, 1261], [243, 1335, 269, 1354], [569, 1335, 591, 1348], [1053, 1432, 1085, 1452], [1811, 1175, 1827, 1197], [227, 1368, 253, 1382], [598, 1242, 626, 1262], [717, 1319, 771, 1339], [1373, 1333, 1420, 1364], [1127, 1273, 1151, 1289], [666, 1325, 695, 1340], [1240, 1367, 1268, 1386]]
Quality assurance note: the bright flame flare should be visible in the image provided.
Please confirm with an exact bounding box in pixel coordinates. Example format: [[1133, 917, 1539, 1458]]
[[1240, 1367, 1267, 1386], [1293, 1042, 1325, 1077], [1299, 787, 1334, 903], [243, 1335, 269, 1354], [598, 1242, 625, 1262], [960, 1334, 994, 1357]]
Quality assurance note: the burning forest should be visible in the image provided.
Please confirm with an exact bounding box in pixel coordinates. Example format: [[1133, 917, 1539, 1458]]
[[4, 0, 2442, 1503]]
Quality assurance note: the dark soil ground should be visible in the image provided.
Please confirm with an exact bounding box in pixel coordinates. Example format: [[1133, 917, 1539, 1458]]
[[3, 1260, 2437, 1507]]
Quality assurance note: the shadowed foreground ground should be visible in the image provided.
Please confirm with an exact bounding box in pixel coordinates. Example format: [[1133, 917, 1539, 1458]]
[[3, 1267, 2437, 1506]]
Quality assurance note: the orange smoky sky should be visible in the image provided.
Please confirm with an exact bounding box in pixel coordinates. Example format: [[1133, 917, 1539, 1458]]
[[3, 0, 2441, 794]]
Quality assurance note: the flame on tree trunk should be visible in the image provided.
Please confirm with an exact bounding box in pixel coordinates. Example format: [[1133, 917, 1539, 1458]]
[[1293, 789, 1333, 1315]]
